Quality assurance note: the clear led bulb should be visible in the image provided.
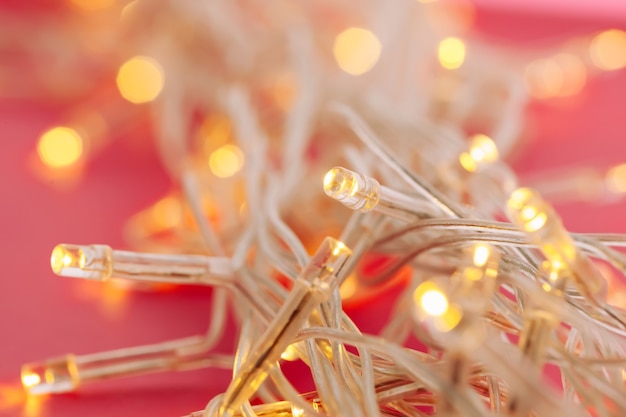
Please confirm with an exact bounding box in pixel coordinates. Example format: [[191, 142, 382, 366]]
[[50, 243, 233, 285], [323, 166, 380, 212], [507, 187, 606, 299], [22, 355, 79, 395], [51, 244, 112, 280]]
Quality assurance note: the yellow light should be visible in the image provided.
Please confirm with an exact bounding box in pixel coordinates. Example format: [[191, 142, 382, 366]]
[[116, 56, 164, 104], [459, 134, 499, 172], [36, 127, 83, 169], [50, 245, 83, 274], [281, 344, 300, 362], [590, 29, 626, 71], [69, 0, 114, 11], [438, 37, 466, 70], [606, 163, 626, 194], [209, 144, 245, 178], [472, 244, 490, 267], [525, 212, 547, 232], [333, 27, 382, 76], [521, 205, 538, 221], [21, 372, 41, 389], [291, 405, 305, 417], [414, 282, 449, 317], [332, 241, 348, 256], [508, 188, 534, 211]]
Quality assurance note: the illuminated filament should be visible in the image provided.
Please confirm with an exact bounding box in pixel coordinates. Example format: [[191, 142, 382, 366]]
[[452, 244, 500, 313], [413, 281, 463, 332], [50, 243, 232, 284], [219, 237, 351, 417], [459, 134, 499, 172]]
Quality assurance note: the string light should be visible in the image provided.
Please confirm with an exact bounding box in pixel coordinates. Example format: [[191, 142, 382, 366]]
[[15, 1, 626, 417]]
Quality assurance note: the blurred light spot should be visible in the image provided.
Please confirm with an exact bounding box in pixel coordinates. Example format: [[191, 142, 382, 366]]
[[590, 29, 626, 71], [209, 144, 244, 178], [417, 0, 437, 3], [552, 53, 587, 97], [438, 37, 466, 70], [333, 27, 382, 76], [524, 58, 563, 99], [339, 273, 358, 300], [70, 0, 115, 11], [117, 56, 164, 104], [37, 127, 83, 168], [201, 115, 231, 154], [0, 384, 27, 412], [152, 196, 183, 229], [606, 163, 626, 194], [24, 393, 46, 417]]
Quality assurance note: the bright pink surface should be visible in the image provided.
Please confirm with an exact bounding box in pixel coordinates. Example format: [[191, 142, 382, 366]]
[[1, 5, 626, 417]]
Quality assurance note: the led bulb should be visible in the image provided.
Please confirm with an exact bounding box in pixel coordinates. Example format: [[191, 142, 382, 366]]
[[459, 134, 499, 172], [323, 167, 380, 212], [507, 188, 576, 263], [451, 244, 500, 314], [21, 355, 79, 395], [51, 244, 112, 280], [413, 281, 463, 332]]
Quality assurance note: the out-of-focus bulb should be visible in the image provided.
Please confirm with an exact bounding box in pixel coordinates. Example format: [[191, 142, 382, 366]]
[[209, 144, 245, 178], [37, 127, 83, 169], [438, 37, 466, 70], [606, 163, 626, 194], [508, 188, 549, 233], [589, 29, 626, 71], [333, 27, 382, 76], [21, 356, 79, 395], [323, 167, 380, 212], [117, 56, 165, 104], [459, 134, 499, 172], [413, 281, 463, 332], [472, 244, 491, 268]]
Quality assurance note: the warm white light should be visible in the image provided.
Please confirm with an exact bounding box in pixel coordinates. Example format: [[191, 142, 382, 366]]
[[334, 28, 382, 76]]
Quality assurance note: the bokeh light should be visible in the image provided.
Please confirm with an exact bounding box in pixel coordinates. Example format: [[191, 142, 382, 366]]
[[438, 37, 466, 70], [333, 27, 382, 76], [209, 144, 245, 178], [116, 56, 165, 104], [589, 29, 626, 71], [606, 163, 626, 194], [36, 127, 83, 168]]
